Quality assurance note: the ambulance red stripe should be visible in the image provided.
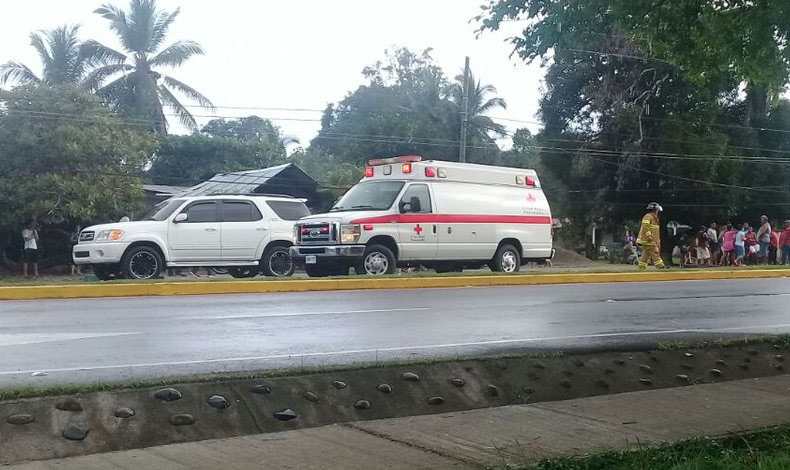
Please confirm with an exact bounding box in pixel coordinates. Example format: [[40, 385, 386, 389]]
[[350, 214, 552, 225]]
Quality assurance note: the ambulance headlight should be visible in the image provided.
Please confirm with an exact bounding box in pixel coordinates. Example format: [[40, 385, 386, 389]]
[[340, 224, 361, 244]]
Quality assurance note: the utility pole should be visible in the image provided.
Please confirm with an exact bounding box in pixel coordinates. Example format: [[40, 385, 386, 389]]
[[459, 56, 470, 163]]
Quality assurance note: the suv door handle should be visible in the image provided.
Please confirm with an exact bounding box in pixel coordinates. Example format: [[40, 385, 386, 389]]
[[257, 228, 268, 231], [205, 228, 218, 232]]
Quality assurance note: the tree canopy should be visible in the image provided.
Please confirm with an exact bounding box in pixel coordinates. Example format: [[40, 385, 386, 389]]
[[0, 85, 156, 257]]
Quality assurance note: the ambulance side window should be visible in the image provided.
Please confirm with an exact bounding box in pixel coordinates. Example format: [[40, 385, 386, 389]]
[[399, 184, 432, 214]]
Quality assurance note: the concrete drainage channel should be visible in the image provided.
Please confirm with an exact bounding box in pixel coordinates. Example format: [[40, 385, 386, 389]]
[[1, 342, 788, 465]]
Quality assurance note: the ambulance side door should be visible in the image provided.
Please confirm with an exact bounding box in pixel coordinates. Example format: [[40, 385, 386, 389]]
[[395, 183, 438, 260]]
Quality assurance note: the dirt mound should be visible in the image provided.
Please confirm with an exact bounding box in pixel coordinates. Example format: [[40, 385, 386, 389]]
[[552, 247, 595, 267]]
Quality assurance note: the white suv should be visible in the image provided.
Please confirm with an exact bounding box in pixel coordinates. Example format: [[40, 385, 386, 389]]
[[73, 195, 309, 280]]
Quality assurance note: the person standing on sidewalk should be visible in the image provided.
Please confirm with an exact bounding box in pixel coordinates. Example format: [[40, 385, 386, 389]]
[[770, 227, 781, 264], [707, 223, 719, 266], [780, 220, 790, 265], [734, 223, 748, 266], [756, 215, 772, 265], [22, 220, 40, 278], [636, 202, 666, 269]]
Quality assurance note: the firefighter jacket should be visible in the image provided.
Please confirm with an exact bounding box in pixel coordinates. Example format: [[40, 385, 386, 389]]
[[637, 212, 661, 248]]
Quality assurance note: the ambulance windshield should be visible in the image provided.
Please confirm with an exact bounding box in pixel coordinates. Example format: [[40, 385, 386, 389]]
[[330, 181, 405, 212]]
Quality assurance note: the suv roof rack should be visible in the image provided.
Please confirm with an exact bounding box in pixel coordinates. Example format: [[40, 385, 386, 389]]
[[195, 193, 297, 199]]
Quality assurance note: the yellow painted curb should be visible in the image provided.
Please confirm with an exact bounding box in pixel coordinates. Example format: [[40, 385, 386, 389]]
[[0, 269, 788, 301]]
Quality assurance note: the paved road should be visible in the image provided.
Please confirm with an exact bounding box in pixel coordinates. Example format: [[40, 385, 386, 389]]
[[1, 278, 789, 387]]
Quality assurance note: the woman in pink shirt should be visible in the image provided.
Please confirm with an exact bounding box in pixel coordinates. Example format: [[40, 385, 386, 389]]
[[721, 224, 736, 266]]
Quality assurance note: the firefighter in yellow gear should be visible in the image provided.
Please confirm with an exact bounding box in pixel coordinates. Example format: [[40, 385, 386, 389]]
[[637, 202, 666, 269]]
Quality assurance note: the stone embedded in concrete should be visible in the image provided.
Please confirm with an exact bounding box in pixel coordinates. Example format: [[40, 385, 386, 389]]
[[574, 359, 585, 367], [716, 359, 727, 366], [427, 396, 445, 405], [684, 352, 694, 358], [487, 385, 500, 397], [250, 384, 272, 395], [208, 395, 231, 409], [55, 398, 83, 412], [682, 364, 694, 370], [63, 424, 89, 441], [649, 356, 659, 363], [595, 379, 609, 389], [401, 372, 420, 382], [710, 369, 723, 377], [6, 414, 34, 425], [450, 378, 465, 388], [376, 384, 393, 394], [273, 409, 297, 421], [748, 349, 758, 355], [522, 386, 535, 394], [775, 364, 784, 371], [353, 400, 372, 411], [676, 374, 690, 382], [560, 380, 572, 389], [331, 381, 348, 390], [115, 407, 135, 418], [604, 369, 616, 375], [639, 364, 653, 374], [533, 363, 547, 370], [303, 391, 319, 403], [153, 388, 182, 402], [169, 414, 195, 426], [613, 358, 626, 365], [639, 378, 653, 386], [776, 355, 785, 362]]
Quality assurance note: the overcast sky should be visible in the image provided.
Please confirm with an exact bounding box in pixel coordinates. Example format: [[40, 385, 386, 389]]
[[0, 0, 545, 149]]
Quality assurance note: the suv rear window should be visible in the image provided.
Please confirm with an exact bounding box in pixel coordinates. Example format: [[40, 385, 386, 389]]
[[266, 200, 310, 220]]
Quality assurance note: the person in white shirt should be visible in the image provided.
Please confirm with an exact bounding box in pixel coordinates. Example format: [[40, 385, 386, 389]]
[[22, 220, 40, 278]]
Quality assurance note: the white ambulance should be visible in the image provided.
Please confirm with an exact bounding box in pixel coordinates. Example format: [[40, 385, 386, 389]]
[[291, 156, 553, 276]]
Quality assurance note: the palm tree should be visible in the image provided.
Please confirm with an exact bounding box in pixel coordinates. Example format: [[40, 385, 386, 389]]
[[449, 69, 508, 138], [0, 25, 90, 86], [83, 0, 213, 133]]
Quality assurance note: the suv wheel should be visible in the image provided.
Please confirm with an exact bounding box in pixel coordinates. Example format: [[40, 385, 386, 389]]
[[121, 246, 163, 280], [261, 246, 294, 277], [356, 244, 396, 276], [228, 267, 258, 278], [490, 244, 521, 273]]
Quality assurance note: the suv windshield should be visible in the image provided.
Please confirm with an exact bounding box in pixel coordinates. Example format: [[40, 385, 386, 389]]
[[330, 181, 405, 212], [143, 199, 185, 221]]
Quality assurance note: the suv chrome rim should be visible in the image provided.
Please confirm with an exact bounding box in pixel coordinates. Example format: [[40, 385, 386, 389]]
[[129, 251, 158, 279], [269, 250, 293, 276], [364, 252, 389, 275], [501, 251, 517, 273]]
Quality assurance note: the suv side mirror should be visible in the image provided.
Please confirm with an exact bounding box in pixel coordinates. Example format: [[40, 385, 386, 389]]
[[174, 213, 188, 223]]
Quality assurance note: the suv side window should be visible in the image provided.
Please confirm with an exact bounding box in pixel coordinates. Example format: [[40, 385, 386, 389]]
[[183, 201, 219, 223], [221, 201, 263, 222], [399, 184, 432, 213]]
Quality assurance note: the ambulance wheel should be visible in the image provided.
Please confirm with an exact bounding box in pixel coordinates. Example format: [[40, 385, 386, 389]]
[[490, 244, 521, 273], [356, 245, 396, 276]]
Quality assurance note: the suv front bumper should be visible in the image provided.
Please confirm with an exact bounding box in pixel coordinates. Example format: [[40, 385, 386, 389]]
[[290, 245, 366, 262], [72, 243, 127, 265]]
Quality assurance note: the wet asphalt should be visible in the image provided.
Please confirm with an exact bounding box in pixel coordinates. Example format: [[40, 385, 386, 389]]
[[1, 277, 789, 387]]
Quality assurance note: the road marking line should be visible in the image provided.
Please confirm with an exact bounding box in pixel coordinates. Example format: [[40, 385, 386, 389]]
[[0, 332, 140, 347], [204, 307, 431, 320], [4, 324, 790, 377]]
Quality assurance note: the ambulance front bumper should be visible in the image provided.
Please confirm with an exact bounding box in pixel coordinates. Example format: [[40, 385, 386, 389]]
[[290, 245, 366, 262]]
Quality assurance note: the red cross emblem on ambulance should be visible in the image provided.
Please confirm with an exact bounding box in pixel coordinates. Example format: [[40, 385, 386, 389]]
[[526, 193, 536, 203], [414, 224, 423, 235]]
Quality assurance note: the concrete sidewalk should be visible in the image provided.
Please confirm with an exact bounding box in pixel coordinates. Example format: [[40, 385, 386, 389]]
[[8, 375, 790, 469]]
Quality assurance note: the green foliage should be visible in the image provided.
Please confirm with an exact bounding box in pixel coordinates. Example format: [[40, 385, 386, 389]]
[[0, 25, 92, 86], [83, 0, 213, 132], [148, 129, 289, 186], [0, 85, 156, 236], [288, 148, 364, 210], [311, 47, 504, 165]]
